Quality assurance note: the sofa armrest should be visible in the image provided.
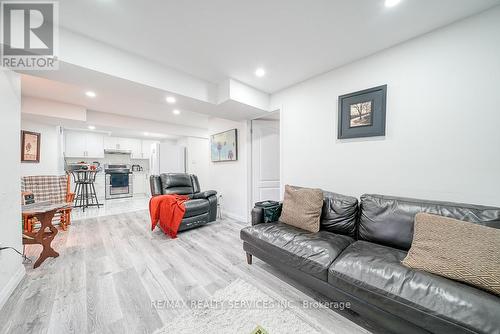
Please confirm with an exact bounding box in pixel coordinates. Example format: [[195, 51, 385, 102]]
[[191, 190, 217, 199], [251, 207, 265, 225]]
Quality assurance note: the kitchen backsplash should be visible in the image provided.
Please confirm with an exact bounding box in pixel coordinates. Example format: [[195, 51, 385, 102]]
[[65, 153, 150, 172]]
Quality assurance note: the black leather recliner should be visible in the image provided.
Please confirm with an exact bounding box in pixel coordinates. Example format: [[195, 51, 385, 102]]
[[150, 173, 217, 231]]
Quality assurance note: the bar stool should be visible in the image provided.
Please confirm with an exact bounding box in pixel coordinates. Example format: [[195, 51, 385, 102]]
[[72, 170, 102, 211]]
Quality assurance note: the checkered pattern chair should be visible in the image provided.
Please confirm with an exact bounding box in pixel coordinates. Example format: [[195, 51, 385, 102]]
[[21, 175, 75, 231]]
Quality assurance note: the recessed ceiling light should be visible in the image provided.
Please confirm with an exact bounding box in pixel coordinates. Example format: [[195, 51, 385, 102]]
[[144, 132, 149, 136], [88, 125, 96, 130], [255, 68, 266, 77], [166, 96, 176, 104], [385, 0, 401, 8], [172, 109, 180, 115], [85, 91, 96, 98]]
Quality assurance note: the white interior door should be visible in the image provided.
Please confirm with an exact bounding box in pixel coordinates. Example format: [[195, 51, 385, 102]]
[[252, 119, 280, 204]]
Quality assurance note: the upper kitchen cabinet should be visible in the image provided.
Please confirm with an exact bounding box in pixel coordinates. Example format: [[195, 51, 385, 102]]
[[65, 130, 104, 158], [86, 132, 105, 158], [140, 140, 158, 159], [104, 136, 118, 150], [104, 136, 142, 158], [125, 138, 142, 159]]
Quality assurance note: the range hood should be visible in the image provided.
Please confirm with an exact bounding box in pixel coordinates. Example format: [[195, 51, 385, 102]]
[[104, 149, 132, 155]]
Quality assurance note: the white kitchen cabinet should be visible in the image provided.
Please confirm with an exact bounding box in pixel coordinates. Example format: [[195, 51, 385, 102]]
[[145, 173, 151, 196], [116, 137, 131, 150], [104, 136, 118, 150], [141, 140, 157, 159], [65, 131, 86, 158], [133, 173, 146, 194], [129, 139, 142, 159], [104, 137, 141, 157], [86, 132, 105, 158], [65, 131, 104, 158]]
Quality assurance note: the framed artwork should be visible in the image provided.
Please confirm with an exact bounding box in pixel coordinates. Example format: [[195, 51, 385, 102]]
[[21, 130, 41, 163], [338, 85, 387, 139], [211, 129, 238, 162]]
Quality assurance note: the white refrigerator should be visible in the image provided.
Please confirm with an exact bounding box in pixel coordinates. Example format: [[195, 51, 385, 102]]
[[150, 143, 186, 175]]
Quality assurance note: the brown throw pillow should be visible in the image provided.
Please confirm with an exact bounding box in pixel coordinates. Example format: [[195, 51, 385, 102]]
[[279, 185, 323, 233], [402, 212, 500, 296]]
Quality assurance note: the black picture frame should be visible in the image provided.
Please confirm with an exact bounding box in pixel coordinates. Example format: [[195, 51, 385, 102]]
[[338, 85, 387, 139]]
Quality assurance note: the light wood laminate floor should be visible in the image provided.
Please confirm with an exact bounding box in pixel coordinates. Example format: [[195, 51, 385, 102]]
[[0, 211, 375, 334]]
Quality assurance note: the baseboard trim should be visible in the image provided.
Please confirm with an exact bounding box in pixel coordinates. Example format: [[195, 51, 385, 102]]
[[224, 212, 248, 223], [0, 265, 25, 311]]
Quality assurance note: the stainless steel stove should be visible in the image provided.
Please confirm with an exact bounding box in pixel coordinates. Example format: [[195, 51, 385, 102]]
[[105, 164, 133, 199]]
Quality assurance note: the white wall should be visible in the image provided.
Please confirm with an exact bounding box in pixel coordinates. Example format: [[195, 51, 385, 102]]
[[20, 119, 64, 176], [0, 69, 25, 309], [208, 118, 249, 221], [271, 7, 500, 207]]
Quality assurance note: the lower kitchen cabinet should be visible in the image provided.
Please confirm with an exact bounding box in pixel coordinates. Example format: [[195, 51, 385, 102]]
[[133, 173, 147, 195]]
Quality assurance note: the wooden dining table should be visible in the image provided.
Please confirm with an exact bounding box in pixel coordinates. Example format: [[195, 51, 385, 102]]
[[22, 201, 70, 268]]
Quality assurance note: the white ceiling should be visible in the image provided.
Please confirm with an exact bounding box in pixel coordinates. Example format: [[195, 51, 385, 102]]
[[21, 65, 210, 128], [20, 63, 269, 128], [58, 0, 500, 93]]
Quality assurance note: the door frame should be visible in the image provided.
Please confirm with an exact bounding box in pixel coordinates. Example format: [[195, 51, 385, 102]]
[[247, 108, 283, 222]]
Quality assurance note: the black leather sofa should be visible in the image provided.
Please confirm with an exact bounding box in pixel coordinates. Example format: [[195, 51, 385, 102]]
[[150, 173, 217, 231], [241, 192, 500, 334]]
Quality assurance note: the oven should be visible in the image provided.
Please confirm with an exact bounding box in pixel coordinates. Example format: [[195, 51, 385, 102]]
[[105, 164, 133, 199]]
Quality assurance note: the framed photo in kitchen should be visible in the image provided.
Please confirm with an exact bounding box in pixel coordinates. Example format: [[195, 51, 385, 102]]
[[21, 130, 41, 163]]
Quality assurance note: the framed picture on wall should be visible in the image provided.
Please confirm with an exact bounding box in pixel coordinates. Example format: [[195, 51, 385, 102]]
[[21, 130, 41, 163], [210, 129, 238, 162], [338, 85, 387, 139]]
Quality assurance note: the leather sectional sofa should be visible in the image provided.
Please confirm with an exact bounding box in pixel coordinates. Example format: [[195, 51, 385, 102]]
[[240, 192, 500, 334], [150, 173, 217, 231]]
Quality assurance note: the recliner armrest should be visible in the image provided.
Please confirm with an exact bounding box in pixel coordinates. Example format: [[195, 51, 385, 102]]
[[150, 175, 163, 196], [191, 190, 217, 199]]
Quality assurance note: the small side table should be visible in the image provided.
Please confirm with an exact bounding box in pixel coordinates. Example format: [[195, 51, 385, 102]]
[[22, 201, 69, 268]]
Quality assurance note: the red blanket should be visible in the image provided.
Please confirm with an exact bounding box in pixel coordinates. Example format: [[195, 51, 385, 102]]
[[149, 194, 190, 238]]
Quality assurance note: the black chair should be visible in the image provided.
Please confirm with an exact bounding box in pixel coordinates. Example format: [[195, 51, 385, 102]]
[[150, 173, 217, 232], [72, 170, 102, 211]]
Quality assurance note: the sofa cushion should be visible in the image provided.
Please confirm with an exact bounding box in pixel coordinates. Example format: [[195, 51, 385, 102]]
[[279, 185, 323, 233], [358, 194, 500, 250], [183, 199, 209, 218], [328, 241, 500, 334], [402, 213, 500, 296], [241, 222, 353, 280], [320, 191, 358, 237]]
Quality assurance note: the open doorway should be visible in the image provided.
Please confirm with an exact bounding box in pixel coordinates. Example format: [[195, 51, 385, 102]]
[[250, 111, 281, 206]]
